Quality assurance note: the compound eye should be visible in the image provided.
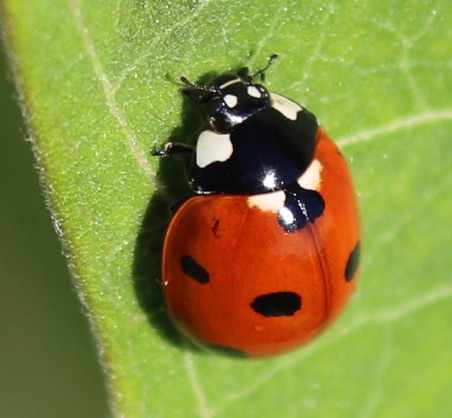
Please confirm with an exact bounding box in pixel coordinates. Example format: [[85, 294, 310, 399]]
[[223, 94, 239, 108]]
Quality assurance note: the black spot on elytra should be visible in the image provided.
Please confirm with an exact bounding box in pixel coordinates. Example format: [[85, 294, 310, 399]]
[[278, 182, 325, 233], [251, 292, 302, 317], [345, 241, 361, 282], [180, 255, 210, 284]]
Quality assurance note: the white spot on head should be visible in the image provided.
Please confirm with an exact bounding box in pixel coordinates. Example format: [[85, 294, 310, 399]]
[[224, 94, 238, 108], [196, 130, 234, 168], [271, 93, 302, 121], [247, 86, 262, 98], [248, 190, 285, 213], [298, 159, 322, 191]]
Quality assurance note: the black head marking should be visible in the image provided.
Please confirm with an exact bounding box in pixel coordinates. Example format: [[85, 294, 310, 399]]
[[180, 255, 210, 284], [345, 241, 361, 282], [251, 292, 302, 317], [207, 78, 271, 133], [180, 55, 278, 134]]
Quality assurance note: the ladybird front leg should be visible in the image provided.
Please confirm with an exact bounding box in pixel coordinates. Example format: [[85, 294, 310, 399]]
[[151, 142, 194, 157]]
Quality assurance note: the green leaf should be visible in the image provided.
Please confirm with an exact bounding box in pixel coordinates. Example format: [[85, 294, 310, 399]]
[[3, 0, 451, 417]]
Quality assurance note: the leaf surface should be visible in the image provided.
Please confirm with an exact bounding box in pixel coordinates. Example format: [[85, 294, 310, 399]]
[[3, 0, 451, 416]]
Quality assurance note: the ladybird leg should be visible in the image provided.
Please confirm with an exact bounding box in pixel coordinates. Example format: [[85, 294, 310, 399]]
[[151, 142, 194, 157]]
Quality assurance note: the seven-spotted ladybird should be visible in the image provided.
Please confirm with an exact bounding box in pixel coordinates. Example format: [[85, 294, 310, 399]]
[[153, 54, 361, 358]]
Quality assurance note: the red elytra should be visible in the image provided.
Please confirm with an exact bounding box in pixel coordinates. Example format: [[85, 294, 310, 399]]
[[161, 129, 361, 358]]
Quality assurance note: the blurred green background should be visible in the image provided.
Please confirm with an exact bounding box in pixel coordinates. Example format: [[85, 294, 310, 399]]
[[0, 43, 108, 416]]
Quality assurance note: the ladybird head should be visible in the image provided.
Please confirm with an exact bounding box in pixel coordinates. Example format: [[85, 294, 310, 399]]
[[181, 54, 277, 133]]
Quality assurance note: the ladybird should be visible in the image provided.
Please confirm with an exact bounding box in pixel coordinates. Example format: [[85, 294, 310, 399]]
[[154, 54, 361, 358]]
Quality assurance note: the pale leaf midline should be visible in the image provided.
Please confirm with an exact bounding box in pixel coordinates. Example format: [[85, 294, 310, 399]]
[[67, 0, 153, 179], [338, 108, 452, 147], [214, 285, 452, 413]]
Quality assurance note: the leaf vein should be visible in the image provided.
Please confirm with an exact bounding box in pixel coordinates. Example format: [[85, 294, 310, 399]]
[[183, 348, 213, 418], [67, 0, 154, 178], [216, 285, 452, 413], [337, 108, 452, 147], [115, 0, 213, 88]]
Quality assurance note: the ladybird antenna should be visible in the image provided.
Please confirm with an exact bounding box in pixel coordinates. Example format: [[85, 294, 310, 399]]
[[180, 76, 219, 94], [251, 53, 278, 80]]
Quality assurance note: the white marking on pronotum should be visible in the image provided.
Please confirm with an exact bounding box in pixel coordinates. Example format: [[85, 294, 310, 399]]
[[298, 159, 323, 191], [247, 160, 322, 212], [196, 130, 234, 168], [247, 86, 262, 98], [224, 94, 238, 108], [271, 93, 302, 121]]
